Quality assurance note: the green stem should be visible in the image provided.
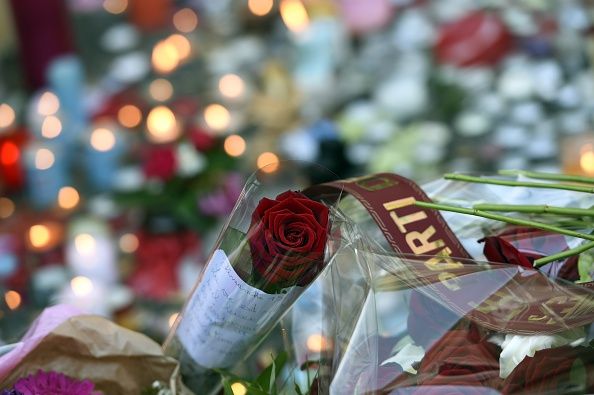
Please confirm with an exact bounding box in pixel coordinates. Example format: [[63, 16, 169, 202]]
[[444, 174, 594, 194], [499, 170, 594, 185], [534, 241, 594, 267], [414, 201, 594, 242], [473, 203, 594, 217]]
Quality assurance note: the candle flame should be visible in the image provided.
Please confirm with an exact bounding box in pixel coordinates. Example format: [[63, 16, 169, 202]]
[[280, 0, 309, 33]]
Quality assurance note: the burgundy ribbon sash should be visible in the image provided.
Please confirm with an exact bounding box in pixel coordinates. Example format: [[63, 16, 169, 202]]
[[306, 173, 594, 335]]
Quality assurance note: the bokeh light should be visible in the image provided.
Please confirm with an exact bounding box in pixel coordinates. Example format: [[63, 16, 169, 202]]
[[103, 0, 128, 14], [580, 145, 594, 175], [152, 40, 180, 74], [230, 383, 247, 395], [204, 104, 231, 131], [0, 197, 15, 219], [306, 334, 332, 352], [168, 312, 179, 328], [35, 148, 55, 170], [248, 0, 273, 16], [117, 105, 142, 128], [0, 104, 16, 129], [1, 141, 19, 166], [173, 8, 198, 33], [224, 135, 246, 157], [71, 276, 94, 297], [257, 152, 280, 173], [29, 224, 51, 249], [58, 186, 80, 210], [280, 0, 309, 33], [146, 106, 180, 143], [219, 74, 245, 99], [4, 290, 21, 310], [90, 128, 116, 152], [149, 79, 174, 102], [37, 92, 60, 116], [74, 233, 96, 255], [167, 34, 192, 61], [119, 233, 139, 253], [41, 115, 62, 139]]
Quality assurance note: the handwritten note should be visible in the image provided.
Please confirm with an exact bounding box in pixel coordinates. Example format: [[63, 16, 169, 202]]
[[178, 249, 291, 368]]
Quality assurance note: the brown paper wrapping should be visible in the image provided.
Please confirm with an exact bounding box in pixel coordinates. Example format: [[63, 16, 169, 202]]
[[1, 315, 193, 395]]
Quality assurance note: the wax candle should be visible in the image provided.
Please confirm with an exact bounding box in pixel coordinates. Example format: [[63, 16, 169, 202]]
[[9, 0, 74, 89], [562, 134, 594, 176], [46, 55, 87, 145], [23, 142, 68, 209], [84, 124, 125, 191], [65, 216, 118, 286]]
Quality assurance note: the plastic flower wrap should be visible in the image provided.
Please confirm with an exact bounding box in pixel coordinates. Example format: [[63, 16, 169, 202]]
[[163, 163, 346, 394], [291, 172, 594, 394]]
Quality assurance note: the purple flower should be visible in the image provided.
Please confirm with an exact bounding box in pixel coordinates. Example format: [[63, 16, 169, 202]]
[[198, 173, 243, 217], [13, 371, 99, 395]]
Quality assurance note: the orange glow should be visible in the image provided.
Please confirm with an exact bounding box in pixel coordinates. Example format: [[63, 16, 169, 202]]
[[58, 186, 80, 210], [306, 334, 332, 352], [71, 276, 94, 297], [248, 0, 273, 16], [118, 105, 142, 128], [90, 128, 116, 152], [257, 152, 280, 173], [224, 135, 246, 157], [0, 104, 15, 129], [146, 106, 180, 143], [4, 290, 21, 310], [35, 148, 55, 170], [280, 0, 309, 33], [219, 74, 245, 99], [173, 8, 198, 33], [167, 34, 192, 60], [103, 0, 128, 14], [149, 79, 174, 102], [119, 233, 139, 253], [580, 145, 594, 175], [41, 115, 62, 139], [152, 40, 180, 74], [1, 141, 19, 166], [168, 312, 179, 328], [37, 92, 60, 116], [204, 104, 231, 131], [0, 197, 15, 219], [29, 224, 51, 249]]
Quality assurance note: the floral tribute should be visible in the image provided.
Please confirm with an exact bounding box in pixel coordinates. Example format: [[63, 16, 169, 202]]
[[2, 371, 99, 395]]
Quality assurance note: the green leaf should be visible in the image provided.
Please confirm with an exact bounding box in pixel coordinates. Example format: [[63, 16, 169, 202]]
[[568, 358, 587, 393], [578, 252, 594, 283], [222, 379, 234, 395], [294, 380, 304, 395], [255, 351, 288, 393]]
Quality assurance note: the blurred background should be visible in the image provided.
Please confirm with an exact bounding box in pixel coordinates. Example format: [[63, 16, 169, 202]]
[[0, 0, 594, 343]]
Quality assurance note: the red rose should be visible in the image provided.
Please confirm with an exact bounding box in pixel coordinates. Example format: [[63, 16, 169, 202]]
[[188, 126, 216, 152], [435, 11, 512, 67], [142, 145, 177, 180], [502, 346, 594, 394], [418, 328, 502, 391], [248, 191, 330, 289], [480, 227, 579, 281]]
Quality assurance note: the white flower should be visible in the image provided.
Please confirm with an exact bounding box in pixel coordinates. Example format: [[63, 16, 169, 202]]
[[176, 142, 205, 177], [381, 336, 425, 374], [499, 328, 586, 379]]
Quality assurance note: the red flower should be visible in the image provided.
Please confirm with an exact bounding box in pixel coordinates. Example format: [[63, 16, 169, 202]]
[[435, 11, 512, 67], [480, 227, 579, 281], [248, 191, 329, 289], [188, 126, 216, 152], [417, 328, 502, 392], [502, 346, 594, 394], [142, 146, 177, 180]]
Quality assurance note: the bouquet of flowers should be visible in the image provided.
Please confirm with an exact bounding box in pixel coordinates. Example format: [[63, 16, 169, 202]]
[[0, 305, 186, 394], [304, 171, 594, 394], [163, 164, 347, 394]]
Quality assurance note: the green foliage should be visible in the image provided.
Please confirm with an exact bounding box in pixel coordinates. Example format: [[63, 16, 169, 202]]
[[219, 352, 288, 395]]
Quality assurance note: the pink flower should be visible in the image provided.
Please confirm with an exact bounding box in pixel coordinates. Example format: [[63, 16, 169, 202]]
[[14, 370, 99, 395]]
